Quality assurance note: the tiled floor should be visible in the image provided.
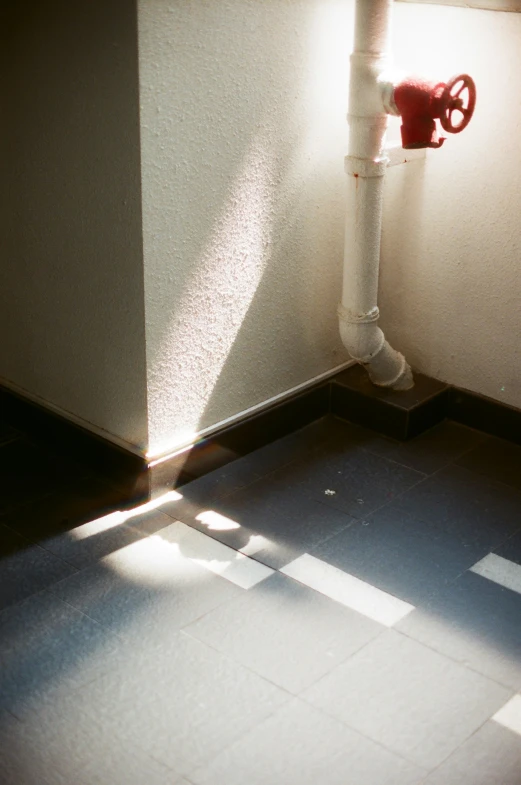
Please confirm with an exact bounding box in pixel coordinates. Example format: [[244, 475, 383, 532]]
[[2, 415, 521, 783]]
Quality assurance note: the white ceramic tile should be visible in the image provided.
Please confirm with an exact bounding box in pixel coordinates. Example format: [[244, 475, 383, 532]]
[[156, 522, 274, 589], [303, 630, 511, 770], [184, 572, 381, 694], [493, 695, 521, 736], [471, 554, 521, 596], [190, 699, 424, 785], [65, 632, 289, 775], [423, 721, 521, 785], [280, 553, 414, 626]]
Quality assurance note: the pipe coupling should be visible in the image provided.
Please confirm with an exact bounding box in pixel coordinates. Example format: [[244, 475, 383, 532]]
[[338, 304, 380, 325]]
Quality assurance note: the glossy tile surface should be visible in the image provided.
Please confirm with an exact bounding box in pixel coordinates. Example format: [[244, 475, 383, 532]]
[[1, 416, 521, 783], [302, 630, 510, 769]]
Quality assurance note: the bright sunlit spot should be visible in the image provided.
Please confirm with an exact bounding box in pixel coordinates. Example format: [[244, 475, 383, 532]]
[[392, 4, 474, 83], [147, 134, 276, 460], [239, 534, 272, 557], [307, 2, 351, 123], [195, 510, 241, 531], [68, 490, 183, 541], [110, 524, 272, 590]]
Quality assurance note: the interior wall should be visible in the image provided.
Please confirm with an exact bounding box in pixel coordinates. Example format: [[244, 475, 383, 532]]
[[0, 0, 148, 451], [138, 0, 353, 457], [380, 3, 521, 409], [397, 0, 521, 11]]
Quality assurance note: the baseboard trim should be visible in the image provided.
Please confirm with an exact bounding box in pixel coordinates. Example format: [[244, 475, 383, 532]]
[[147, 361, 354, 464], [2, 366, 520, 503], [448, 386, 521, 446], [0, 376, 144, 456]]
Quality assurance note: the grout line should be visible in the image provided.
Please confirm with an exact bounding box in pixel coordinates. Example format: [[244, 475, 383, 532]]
[[357, 444, 430, 477], [470, 553, 521, 595], [179, 628, 295, 699], [280, 554, 414, 626], [395, 623, 518, 693], [415, 711, 512, 784], [298, 687, 429, 773]]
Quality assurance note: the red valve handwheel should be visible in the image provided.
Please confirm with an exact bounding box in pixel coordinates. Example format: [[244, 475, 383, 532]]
[[439, 74, 476, 134]]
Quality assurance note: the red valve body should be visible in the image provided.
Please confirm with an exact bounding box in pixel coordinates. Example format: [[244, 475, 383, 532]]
[[393, 76, 447, 149]]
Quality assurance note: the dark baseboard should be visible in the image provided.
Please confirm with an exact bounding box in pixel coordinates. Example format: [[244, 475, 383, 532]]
[[330, 365, 450, 440], [448, 387, 521, 446], [0, 380, 331, 502], [0, 385, 152, 501], [2, 366, 520, 502]]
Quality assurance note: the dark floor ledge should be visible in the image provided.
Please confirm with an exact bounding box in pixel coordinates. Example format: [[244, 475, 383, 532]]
[[1, 366, 520, 501]]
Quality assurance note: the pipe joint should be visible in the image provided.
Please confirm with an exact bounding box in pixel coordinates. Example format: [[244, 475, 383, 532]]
[[338, 304, 380, 326], [338, 310, 413, 390], [349, 52, 390, 120], [338, 305, 384, 363], [339, 0, 414, 393], [345, 155, 387, 179]]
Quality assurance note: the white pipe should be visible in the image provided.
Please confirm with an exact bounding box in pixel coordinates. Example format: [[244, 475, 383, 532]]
[[339, 0, 413, 390]]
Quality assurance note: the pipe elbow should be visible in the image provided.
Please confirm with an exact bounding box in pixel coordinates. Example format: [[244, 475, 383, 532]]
[[339, 319, 385, 365], [338, 307, 414, 391]]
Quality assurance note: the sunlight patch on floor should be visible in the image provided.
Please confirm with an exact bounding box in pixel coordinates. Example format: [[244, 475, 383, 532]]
[[68, 490, 183, 541]]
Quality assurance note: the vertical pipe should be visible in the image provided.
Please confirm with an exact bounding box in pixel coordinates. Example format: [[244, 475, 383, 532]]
[[339, 0, 413, 390]]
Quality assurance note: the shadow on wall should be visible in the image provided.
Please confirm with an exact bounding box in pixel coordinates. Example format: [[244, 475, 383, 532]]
[[0, 0, 148, 448], [142, 0, 351, 459]]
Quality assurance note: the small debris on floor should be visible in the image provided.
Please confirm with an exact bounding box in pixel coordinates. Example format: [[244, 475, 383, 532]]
[[324, 489, 336, 496]]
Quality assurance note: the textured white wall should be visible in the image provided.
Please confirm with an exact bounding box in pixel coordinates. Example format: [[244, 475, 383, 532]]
[[0, 0, 148, 450], [398, 0, 521, 10], [380, 3, 521, 409], [138, 0, 352, 457], [6, 1, 515, 458]]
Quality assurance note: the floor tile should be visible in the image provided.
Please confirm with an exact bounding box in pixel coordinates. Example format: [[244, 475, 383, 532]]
[[176, 457, 262, 503], [357, 420, 483, 475], [269, 443, 425, 519], [0, 691, 181, 785], [73, 736, 182, 785], [184, 571, 382, 693], [397, 571, 521, 689], [457, 436, 521, 491], [37, 515, 145, 570], [244, 415, 366, 478], [126, 507, 189, 535], [0, 709, 71, 785], [280, 553, 414, 626], [165, 479, 356, 570], [0, 474, 131, 542], [303, 630, 511, 769], [190, 698, 425, 785], [49, 527, 245, 642], [493, 529, 521, 568], [66, 632, 290, 775], [388, 465, 521, 552], [157, 519, 274, 588], [180, 418, 340, 503], [42, 507, 272, 582], [423, 721, 521, 785], [0, 589, 124, 718], [3, 412, 521, 784], [311, 504, 486, 606], [471, 553, 521, 595], [493, 694, 521, 736], [0, 524, 76, 611]]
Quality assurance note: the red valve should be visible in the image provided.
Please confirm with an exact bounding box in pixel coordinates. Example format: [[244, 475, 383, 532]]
[[393, 73, 476, 150], [438, 75, 476, 134]]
